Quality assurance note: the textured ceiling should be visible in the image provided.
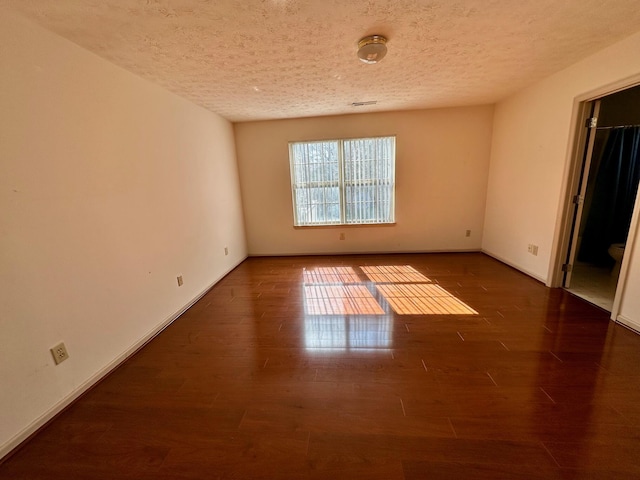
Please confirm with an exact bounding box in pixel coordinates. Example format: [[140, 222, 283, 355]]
[[3, 0, 640, 122]]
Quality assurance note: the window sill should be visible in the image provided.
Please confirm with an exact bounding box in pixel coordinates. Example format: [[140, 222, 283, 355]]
[[293, 222, 396, 229]]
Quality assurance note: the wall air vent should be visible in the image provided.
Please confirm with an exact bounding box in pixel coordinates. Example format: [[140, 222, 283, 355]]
[[351, 101, 377, 107]]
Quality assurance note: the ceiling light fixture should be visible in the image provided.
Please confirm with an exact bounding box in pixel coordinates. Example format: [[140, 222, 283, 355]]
[[357, 35, 388, 64]]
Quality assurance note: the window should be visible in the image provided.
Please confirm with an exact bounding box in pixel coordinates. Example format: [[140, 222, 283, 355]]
[[289, 136, 395, 226]]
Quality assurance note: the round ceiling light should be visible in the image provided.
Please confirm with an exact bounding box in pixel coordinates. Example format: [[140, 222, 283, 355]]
[[357, 35, 388, 64]]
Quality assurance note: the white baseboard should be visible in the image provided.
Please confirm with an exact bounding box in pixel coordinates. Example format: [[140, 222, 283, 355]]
[[616, 314, 640, 334], [481, 249, 548, 284], [0, 257, 246, 462], [249, 248, 482, 257]]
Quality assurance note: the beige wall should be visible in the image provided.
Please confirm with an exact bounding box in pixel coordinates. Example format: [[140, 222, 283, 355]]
[[4, 2, 640, 463], [235, 107, 494, 255], [483, 30, 640, 322], [0, 12, 246, 456]]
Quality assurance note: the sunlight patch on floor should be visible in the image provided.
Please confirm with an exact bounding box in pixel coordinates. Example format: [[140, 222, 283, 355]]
[[304, 285, 385, 315], [302, 265, 477, 316], [303, 266, 361, 284], [360, 265, 431, 283], [376, 283, 478, 315]]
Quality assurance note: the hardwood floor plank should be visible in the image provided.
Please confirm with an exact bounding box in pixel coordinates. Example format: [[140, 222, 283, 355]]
[[2, 253, 640, 479], [403, 460, 564, 480], [307, 432, 558, 467]]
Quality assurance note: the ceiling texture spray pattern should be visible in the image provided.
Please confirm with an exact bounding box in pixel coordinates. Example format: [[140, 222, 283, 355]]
[[3, 0, 640, 121]]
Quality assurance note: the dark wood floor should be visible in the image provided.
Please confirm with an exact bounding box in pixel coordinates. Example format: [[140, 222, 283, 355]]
[[2, 253, 640, 479]]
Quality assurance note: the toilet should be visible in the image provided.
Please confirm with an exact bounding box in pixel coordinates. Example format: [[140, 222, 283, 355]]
[[608, 243, 625, 276]]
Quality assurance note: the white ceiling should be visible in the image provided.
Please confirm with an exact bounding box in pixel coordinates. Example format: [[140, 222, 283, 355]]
[[4, 0, 640, 122]]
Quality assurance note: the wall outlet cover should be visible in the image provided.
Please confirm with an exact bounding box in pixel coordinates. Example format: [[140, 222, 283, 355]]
[[51, 342, 69, 365]]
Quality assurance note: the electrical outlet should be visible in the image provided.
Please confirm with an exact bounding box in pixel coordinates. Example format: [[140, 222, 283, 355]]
[[50, 342, 69, 365], [177, 275, 183, 286], [465, 230, 471, 237], [339, 233, 345, 240], [224, 246, 229, 256], [527, 244, 539, 256]]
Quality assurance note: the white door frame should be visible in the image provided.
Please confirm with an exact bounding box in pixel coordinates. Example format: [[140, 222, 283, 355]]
[[551, 101, 597, 288], [550, 75, 640, 323]]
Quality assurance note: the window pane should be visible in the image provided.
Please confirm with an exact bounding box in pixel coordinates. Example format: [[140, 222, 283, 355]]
[[290, 140, 340, 225], [290, 136, 394, 226], [343, 137, 395, 224]]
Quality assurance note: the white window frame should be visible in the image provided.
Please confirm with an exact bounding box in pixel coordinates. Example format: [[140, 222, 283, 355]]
[[289, 136, 396, 227]]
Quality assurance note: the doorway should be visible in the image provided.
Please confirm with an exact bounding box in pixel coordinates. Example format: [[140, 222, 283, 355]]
[[563, 85, 640, 311]]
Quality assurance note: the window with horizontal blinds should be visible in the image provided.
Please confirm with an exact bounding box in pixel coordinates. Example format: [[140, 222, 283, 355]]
[[289, 136, 395, 226]]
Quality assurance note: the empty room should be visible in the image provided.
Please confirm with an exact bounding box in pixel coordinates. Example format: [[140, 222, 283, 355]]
[[2, 1, 640, 478]]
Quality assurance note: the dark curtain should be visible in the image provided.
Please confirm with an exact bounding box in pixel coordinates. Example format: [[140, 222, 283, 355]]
[[578, 126, 640, 265]]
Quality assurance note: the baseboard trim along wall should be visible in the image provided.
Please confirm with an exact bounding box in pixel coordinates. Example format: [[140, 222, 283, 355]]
[[248, 248, 482, 257], [480, 249, 548, 285], [0, 256, 247, 462], [617, 315, 640, 334]]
